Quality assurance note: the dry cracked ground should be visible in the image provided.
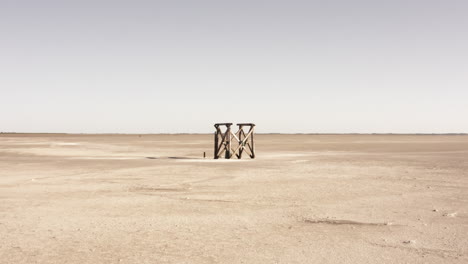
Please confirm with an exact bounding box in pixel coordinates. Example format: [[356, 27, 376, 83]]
[[0, 134, 467, 263]]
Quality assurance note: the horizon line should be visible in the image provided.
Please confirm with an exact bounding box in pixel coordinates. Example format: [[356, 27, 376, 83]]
[[1, 132, 467, 136]]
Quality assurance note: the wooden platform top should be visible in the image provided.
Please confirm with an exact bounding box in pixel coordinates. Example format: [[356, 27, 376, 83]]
[[237, 123, 256, 126], [214, 123, 233, 126]]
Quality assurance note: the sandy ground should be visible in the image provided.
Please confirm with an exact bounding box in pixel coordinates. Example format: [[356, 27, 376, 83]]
[[0, 134, 467, 264]]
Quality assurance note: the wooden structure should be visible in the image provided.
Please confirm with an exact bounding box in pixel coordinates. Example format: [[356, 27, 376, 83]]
[[214, 123, 255, 159]]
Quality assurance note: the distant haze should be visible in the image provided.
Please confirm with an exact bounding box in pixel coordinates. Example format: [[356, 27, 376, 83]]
[[1, 0, 467, 133]]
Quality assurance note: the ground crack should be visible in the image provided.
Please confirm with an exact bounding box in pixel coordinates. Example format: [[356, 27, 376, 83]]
[[302, 218, 392, 226]]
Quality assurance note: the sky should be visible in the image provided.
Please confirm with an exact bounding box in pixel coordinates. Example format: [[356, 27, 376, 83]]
[[1, 0, 467, 133]]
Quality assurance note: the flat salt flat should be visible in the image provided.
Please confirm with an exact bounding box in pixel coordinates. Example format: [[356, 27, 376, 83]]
[[0, 134, 467, 264]]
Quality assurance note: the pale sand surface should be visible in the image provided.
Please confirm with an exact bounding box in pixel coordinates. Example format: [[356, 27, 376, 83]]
[[0, 134, 467, 263]]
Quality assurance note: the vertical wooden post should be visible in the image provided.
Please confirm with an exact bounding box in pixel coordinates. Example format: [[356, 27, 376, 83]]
[[250, 125, 255, 158], [214, 126, 219, 159], [238, 125, 244, 159], [225, 124, 231, 159]]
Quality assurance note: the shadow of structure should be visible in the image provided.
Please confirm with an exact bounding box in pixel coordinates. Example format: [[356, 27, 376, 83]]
[[145, 156, 201, 160], [168, 157, 200, 160]]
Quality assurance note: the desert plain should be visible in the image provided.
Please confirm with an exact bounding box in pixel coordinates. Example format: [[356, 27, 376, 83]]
[[0, 133, 467, 263]]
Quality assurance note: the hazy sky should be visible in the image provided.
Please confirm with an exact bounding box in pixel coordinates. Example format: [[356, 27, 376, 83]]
[[1, 0, 467, 133]]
